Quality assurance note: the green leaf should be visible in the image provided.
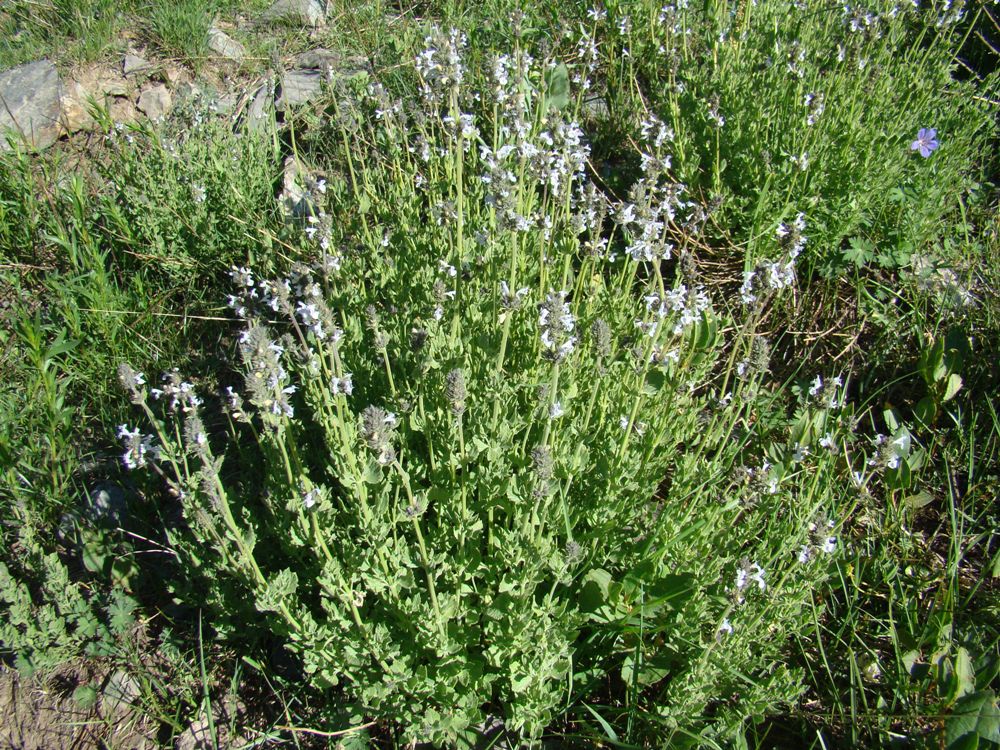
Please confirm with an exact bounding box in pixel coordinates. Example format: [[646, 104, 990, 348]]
[[914, 396, 938, 429], [107, 590, 137, 634], [256, 569, 298, 613], [943, 374, 963, 402], [955, 647, 977, 700], [883, 407, 900, 432], [544, 63, 570, 111], [843, 236, 874, 267], [904, 491, 934, 509], [946, 690, 1000, 748], [579, 569, 615, 622]]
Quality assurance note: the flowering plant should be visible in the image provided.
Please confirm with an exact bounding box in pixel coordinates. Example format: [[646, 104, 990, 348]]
[[118, 30, 861, 744]]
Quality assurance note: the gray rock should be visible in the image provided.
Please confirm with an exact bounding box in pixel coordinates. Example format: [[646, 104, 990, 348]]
[[295, 49, 369, 80], [277, 69, 323, 108], [207, 27, 246, 62], [101, 669, 140, 714], [211, 92, 239, 117], [294, 48, 338, 70], [581, 94, 610, 122], [137, 84, 172, 120], [0, 60, 63, 151], [175, 696, 244, 750], [261, 0, 325, 27], [245, 80, 274, 131], [123, 53, 151, 76], [278, 156, 319, 220], [86, 482, 127, 526]]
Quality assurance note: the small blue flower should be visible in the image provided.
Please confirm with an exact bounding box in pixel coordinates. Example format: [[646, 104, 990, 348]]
[[910, 127, 939, 158]]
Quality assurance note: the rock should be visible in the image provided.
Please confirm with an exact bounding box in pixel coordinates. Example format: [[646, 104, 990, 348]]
[[60, 67, 131, 134], [60, 82, 98, 134], [244, 80, 274, 131], [277, 69, 323, 108], [172, 81, 204, 103], [0, 60, 63, 151], [109, 97, 138, 125], [160, 65, 187, 87], [175, 696, 244, 750], [76, 66, 129, 97], [211, 92, 239, 117], [85, 483, 127, 526], [123, 53, 151, 76], [581, 94, 610, 122], [261, 0, 325, 28], [295, 48, 369, 79], [137, 84, 172, 120], [294, 47, 339, 70], [207, 27, 246, 62], [100, 669, 140, 715], [278, 156, 319, 220]]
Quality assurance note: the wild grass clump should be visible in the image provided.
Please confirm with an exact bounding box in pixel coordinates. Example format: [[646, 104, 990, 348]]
[[114, 30, 881, 744]]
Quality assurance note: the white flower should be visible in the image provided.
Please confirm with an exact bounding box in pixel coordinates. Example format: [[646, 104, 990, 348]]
[[303, 489, 319, 509], [809, 375, 823, 397], [549, 401, 565, 419], [331, 373, 354, 396], [734, 562, 766, 593], [819, 433, 839, 454], [821, 536, 837, 554]]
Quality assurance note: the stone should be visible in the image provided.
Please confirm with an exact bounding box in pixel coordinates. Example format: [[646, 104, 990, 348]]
[[244, 80, 274, 131], [277, 69, 323, 108], [100, 669, 140, 715], [60, 67, 131, 134], [160, 65, 186, 87], [108, 97, 138, 125], [123, 53, 151, 76], [137, 84, 172, 120], [175, 696, 244, 750], [76, 66, 129, 97], [60, 82, 98, 134], [295, 48, 369, 79], [207, 27, 246, 62], [210, 92, 238, 117], [294, 47, 339, 70], [581, 94, 610, 122], [261, 0, 325, 28], [278, 156, 318, 220], [85, 483, 127, 526], [0, 60, 63, 151]]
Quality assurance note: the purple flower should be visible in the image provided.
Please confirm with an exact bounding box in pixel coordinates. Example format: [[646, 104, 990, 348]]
[[910, 128, 939, 158]]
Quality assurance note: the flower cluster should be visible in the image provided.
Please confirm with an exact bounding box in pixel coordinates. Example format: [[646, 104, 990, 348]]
[[360, 405, 399, 465], [740, 214, 807, 305], [117, 425, 159, 470], [238, 325, 296, 420], [415, 26, 466, 106], [538, 291, 577, 362]]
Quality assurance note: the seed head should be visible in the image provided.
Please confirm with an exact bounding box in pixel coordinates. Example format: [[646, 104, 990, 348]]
[[531, 445, 554, 481], [590, 318, 611, 358], [445, 369, 467, 416]]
